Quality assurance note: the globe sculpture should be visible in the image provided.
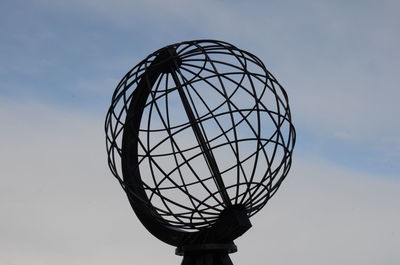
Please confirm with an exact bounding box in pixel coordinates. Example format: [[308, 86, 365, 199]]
[[105, 39, 295, 265]]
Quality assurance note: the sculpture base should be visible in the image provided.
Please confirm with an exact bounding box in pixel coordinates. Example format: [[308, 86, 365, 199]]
[[176, 243, 237, 265]]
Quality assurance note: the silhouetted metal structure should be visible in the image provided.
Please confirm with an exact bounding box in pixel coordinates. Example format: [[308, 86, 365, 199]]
[[105, 40, 295, 265]]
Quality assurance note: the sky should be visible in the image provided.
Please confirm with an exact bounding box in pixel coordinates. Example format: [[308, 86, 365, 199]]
[[0, 0, 399, 264]]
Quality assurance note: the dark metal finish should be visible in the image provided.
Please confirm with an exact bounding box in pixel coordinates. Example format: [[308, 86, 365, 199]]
[[176, 243, 237, 265], [105, 39, 296, 264], [169, 56, 231, 208]]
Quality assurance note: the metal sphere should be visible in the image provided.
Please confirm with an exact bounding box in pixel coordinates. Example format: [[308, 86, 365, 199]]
[[105, 40, 295, 237]]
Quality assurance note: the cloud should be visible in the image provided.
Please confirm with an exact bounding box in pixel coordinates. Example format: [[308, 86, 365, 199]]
[[75, 77, 119, 93], [235, 156, 400, 265], [0, 98, 175, 264], [1, 1, 399, 262], [23, 0, 400, 163], [0, 98, 398, 264]]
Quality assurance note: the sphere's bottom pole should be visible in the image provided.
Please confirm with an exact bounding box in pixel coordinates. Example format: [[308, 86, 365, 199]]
[[176, 243, 237, 265]]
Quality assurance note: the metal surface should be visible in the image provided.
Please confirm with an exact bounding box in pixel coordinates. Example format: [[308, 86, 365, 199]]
[[105, 39, 296, 263]]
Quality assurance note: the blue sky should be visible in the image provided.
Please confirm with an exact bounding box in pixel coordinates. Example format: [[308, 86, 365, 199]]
[[2, 0, 399, 176], [1, 1, 399, 264]]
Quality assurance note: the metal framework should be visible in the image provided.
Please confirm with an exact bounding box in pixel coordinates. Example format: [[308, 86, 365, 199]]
[[105, 39, 295, 264]]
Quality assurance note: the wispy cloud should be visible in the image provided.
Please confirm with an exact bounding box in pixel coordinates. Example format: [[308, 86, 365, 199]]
[[1, 99, 398, 264], [13, 0, 399, 150], [1, 1, 399, 263]]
